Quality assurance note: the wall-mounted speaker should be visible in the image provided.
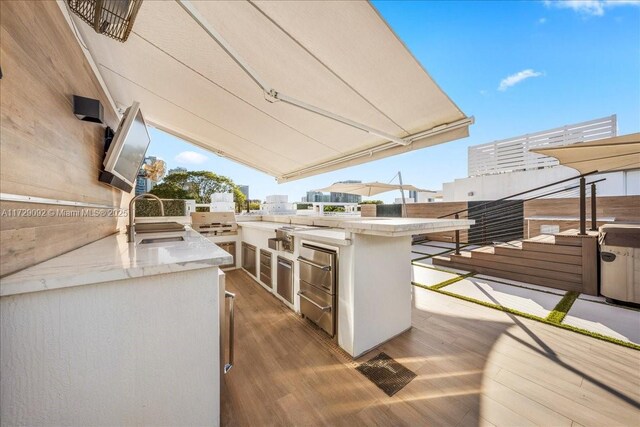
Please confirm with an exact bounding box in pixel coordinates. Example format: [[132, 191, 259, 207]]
[[73, 95, 104, 124]]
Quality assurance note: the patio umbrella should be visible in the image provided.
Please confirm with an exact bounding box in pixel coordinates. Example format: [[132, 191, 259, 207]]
[[314, 182, 432, 197], [531, 132, 640, 174]]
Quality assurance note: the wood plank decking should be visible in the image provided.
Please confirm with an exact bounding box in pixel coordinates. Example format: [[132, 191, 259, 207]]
[[221, 270, 640, 426]]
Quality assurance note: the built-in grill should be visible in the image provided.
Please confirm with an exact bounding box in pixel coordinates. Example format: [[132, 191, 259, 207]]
[[190, 212, 238, 236]]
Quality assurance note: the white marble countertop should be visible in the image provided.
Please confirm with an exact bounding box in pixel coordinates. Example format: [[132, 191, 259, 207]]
[[340, 218, 475, 236], [238, 217, 473, 237], [292, 228, 351, 246], [0, 227, 232, 297]]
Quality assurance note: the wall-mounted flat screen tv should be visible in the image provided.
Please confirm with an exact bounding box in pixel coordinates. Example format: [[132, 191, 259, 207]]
[[99, 101, 151, 192]]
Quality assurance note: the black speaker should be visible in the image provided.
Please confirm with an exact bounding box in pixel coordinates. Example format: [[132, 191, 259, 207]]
[[73, 95, 104, 124]]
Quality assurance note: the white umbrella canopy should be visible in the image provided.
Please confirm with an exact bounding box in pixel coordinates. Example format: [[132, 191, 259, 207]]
[[315, 182, 433, 197], [531, 133, 640, 174]]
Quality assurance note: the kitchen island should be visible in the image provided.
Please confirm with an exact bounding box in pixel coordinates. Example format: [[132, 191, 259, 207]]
[[0, 228, 231, 426], [236, 215, 473, 357]]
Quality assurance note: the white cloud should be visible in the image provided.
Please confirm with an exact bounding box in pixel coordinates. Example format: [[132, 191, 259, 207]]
[[544, 0, 640, 16], [538, 17, 547, 24], [498, 69, 544, 91], [175, 151, 208, 165]]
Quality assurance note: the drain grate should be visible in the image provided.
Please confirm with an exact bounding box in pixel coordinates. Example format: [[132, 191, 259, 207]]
[[356, 352, 416, 397]]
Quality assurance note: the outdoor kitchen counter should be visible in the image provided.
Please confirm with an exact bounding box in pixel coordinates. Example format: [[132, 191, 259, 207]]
[[292, 228, 351, 246], [236, 221, 352, 246], [237, 217, 474, 237], [0, 227, 232, 297]]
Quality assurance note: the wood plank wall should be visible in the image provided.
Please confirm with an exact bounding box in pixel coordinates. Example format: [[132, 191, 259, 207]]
[[524, 196, 640, 238], [0, 1, 129, 276], [360, 204, 376, 217], [405, 202, 468, 241]]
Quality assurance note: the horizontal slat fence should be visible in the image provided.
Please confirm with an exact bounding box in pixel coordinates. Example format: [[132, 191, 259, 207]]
[[468, 115, 616, 177]]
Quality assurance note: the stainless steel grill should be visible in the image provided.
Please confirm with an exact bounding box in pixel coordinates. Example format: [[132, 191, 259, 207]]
[[190, 212, 238, 236]]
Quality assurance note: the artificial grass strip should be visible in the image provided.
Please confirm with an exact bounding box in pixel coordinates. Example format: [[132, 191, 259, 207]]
[[546, 291, 580, 324], [430, 272, 476, 290], [411, 282, 640, 351]]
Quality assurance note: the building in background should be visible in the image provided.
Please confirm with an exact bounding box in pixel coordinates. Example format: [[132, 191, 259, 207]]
[[442, 115, 639, 201], [238, 185, 249, 199], [330, 180, 362, 203], [167, 166, 187, 175], [135, 156, 157, 195], [306, 191, 330, 203]]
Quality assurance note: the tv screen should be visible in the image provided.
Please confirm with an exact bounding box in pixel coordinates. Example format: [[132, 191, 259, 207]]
[[102, 101, 151, 190]]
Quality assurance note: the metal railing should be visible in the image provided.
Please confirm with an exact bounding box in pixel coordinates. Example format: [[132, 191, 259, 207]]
[[435, 171, 604, 253]]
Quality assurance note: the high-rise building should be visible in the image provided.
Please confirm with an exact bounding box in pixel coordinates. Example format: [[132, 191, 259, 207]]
[[306, 191, 330, 203], [167, 166, 187, 175], [238, 185, 249, 199], [135, 156, 157, 195], [330, 180, 362, 203]]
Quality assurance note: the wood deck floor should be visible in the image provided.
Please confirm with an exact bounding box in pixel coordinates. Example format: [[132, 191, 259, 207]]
[[221, 270, 640, 427]]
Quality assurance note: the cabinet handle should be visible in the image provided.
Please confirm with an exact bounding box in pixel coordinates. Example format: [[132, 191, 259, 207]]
[[224, 291, 235, 374], [297, 291, 331, 312], [278, 261, 292, 269], [297, 256, 331, 271]]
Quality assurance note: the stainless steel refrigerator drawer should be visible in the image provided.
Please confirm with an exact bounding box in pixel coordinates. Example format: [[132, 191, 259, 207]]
[[298, 262, 333, 293], [298, 244, 335, 293], [260, 270, 272, 288], [298, 280, 335, 337]]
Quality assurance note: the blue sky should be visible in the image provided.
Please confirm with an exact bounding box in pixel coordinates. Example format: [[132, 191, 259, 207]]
[[146, 0, 640, 202]]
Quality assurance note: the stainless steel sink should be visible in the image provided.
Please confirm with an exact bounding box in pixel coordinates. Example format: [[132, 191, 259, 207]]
[[135, 222, 186, 233], [139, 236, 185, 244]]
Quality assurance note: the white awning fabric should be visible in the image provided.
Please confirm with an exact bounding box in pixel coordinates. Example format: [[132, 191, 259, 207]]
[[531, 133, 640, 174], [67, 0, 471, 182], [315, 182, 432, 197]]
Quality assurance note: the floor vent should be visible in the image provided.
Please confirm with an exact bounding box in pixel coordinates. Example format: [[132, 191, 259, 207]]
[[356, 352, 416, 397]]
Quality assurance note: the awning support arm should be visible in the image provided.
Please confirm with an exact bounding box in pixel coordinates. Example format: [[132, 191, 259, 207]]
[[175, 0, 410, 146]]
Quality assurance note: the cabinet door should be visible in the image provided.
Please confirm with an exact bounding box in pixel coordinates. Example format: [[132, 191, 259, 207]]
[[276, 257, 293, 304], [219, 242, 236, 269], [242, 243, 256, 276]]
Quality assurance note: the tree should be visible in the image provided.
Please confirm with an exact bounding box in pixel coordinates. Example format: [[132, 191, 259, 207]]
[[360, 200, 384, 205], [150, 171, 246, 212], [323, 205, 345, 213]]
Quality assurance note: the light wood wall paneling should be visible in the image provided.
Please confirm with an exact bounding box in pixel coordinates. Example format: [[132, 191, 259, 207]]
[[405, 202, 468, 242], [0, 1, 129, 276]]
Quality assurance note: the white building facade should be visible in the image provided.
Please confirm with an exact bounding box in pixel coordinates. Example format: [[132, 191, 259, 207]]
[[442, 115, 639, 201]]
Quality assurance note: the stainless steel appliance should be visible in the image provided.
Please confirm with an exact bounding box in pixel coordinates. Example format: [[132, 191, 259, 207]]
[[276, 256, 294, 304], [269, 227, 295, 253], [260, 249, 273, 288], [218, 271, 235, 376], [297, 243, 337, 337], [242, 242, 257, 276], [190, 212, 238, 236], [191, 212, 238, 269], [217, 241, 236, 269]]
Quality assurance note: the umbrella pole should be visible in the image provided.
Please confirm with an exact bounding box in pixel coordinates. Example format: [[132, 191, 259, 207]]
[[398, 171, 407, 218]]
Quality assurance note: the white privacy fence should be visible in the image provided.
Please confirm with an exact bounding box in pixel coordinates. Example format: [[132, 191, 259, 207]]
[[468, 115, 617, 177]]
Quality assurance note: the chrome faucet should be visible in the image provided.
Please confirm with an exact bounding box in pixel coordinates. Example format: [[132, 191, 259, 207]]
[[128, 193, 165, 242]]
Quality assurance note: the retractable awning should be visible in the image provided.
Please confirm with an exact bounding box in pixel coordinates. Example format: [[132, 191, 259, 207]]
[[531, 133, 640, 174], [64, 0, 472, 182]]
